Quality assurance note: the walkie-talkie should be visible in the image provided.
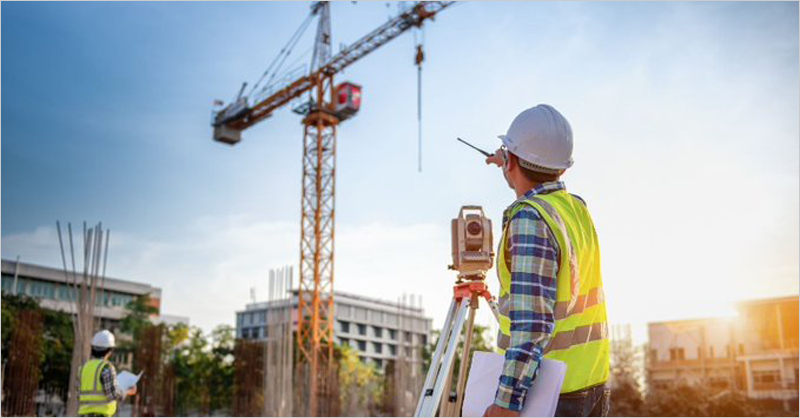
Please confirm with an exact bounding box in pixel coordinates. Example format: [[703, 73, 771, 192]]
[[456, 137, 494, 157]]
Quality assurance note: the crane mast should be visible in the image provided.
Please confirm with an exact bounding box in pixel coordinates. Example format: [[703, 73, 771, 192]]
[[211, 2, 454, 415]]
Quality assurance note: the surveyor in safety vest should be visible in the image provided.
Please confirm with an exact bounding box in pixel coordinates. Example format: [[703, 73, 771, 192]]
[[77, 330, 137, 417], [483, 104, 610, 417]]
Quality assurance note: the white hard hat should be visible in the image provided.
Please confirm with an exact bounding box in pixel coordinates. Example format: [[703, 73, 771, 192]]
[[92, 330, 116, 349], [498, 104, 574, 173]]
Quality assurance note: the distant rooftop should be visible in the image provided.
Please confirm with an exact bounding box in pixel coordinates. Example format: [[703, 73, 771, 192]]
[[1, 258, 161, 298], [244, 289, 426, 315]]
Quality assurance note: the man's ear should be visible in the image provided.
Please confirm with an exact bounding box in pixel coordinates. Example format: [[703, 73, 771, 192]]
[[506, 152, 518, 173]]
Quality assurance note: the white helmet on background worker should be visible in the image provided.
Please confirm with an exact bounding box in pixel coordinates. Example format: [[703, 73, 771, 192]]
[[91, 330, 116, 349], [498, 104, 574, 174]]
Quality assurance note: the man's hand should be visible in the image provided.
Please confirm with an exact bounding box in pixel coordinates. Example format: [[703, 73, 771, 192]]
[[126, 386, 137, 397], [483, 404, 520, 417], [485, 147, 505, 167]]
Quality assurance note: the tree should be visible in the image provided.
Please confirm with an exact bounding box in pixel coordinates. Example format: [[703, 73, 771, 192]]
[[2, 293, 74, 414], [120, 295, 158, 340], [208, 325, 235, 413], [339, 346, 382, 416], [168, 325, 235, 416], [609, 339, 644, 416]]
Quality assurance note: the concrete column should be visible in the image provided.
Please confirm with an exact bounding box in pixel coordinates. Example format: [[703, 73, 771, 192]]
[[744, 359, 753, 398]]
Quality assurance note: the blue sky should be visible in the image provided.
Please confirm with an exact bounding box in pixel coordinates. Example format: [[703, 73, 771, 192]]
[[3, 1, 798, 336]]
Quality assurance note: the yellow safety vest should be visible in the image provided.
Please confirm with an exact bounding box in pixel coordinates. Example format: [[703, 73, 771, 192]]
[[496, 189, 609, 394], [78, 359, 118, 417]]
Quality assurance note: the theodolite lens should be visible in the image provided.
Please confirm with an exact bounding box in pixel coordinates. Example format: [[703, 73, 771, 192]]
[[467, 221, 482, 235]]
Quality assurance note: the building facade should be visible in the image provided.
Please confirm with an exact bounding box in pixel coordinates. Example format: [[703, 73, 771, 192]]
[[236, 290, 432, 369], [1, 259, 163, 328], [647, 296, 798, 411]]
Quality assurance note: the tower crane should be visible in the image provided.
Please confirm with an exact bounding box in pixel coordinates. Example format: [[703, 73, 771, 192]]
[[211, 2, 454, 415]]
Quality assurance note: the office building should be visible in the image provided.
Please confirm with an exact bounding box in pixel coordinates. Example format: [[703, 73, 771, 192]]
[[236, 290, 432, 369]]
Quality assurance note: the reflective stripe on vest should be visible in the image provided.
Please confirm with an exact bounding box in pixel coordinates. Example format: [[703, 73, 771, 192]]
[[495, 189, 609, 394], [78, 359, 118, 417]]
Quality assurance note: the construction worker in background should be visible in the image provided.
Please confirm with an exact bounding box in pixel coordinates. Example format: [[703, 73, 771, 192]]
[[483, 104, 610, 417], [77, 330, 137, 417]]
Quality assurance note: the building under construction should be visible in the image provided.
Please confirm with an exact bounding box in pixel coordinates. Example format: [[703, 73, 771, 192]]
[[647, 295, 799, 414]]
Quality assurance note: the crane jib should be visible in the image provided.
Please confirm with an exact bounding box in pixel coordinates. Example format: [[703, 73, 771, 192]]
[[214, 1, 455, 134]]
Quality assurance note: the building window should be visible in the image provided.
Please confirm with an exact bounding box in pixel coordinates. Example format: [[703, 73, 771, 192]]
[[389, 329, 397, 340], [373, 342, 383, 354], [355, 307, 367, 321], [338, 304, 351, 317], [405, 331, 412, 343], [420, 334, 427, 346], [374, 359, 383, 368], [242, 328, 250, 339], [753, 370, 781, 390], [388, 344, 397, 356], [11, 277, 28, 295], [340, 338, 349, 347], [339, 320, 351, 333], [357, 340, 367, 352], [358, 324, 367, 336], [1, 274, 12, 293], [405, 347, 412, 357], [669, 348, 684, 361], [371, 310, 382, 323], [373, 326, 383, 338]]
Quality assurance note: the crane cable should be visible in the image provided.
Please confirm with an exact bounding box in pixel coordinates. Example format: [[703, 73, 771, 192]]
[[248, 11, 316, 101], [414, 26, 425, 172]]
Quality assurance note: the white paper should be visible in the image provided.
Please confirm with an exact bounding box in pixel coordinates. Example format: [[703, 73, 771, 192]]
[[462, 351, 567, 417], [117, 371, 142, 392]]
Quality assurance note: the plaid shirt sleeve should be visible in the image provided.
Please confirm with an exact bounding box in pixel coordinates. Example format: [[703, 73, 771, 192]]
[[101, 364, 126, 401], [494, 205, 558, 411]]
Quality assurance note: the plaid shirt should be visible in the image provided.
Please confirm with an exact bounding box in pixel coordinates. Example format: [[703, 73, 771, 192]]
[[494, 181, 567, 411]]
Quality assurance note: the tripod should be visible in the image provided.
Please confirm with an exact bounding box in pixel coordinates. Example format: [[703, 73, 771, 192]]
[[415, 277, 500, 417]]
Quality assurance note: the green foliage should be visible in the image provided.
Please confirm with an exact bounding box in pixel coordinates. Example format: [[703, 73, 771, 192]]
[[609, 340, 644, 416], [422, 324, 494, 393], [1, 294, 39, 356], [169, 325, 235, 416], [1, 293, 74, 398], [120, 295, 157, 341], [39, 308, 75, 395], [339, 345, 383, 416]]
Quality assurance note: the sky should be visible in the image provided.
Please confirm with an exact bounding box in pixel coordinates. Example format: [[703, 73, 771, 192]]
[[2, 1, 798, 342]]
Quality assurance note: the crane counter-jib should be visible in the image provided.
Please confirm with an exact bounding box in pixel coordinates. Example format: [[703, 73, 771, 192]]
[[212, 1, 455, 140]]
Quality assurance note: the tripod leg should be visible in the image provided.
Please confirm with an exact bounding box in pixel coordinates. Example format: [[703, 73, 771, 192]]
[[416, 298, 458, 416], [454, 299, 478, 416], [415, 298, 471, 417]]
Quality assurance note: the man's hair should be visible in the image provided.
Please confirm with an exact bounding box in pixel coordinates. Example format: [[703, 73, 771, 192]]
[[509, 153, 562, 183], [91, 347, 113, 359]]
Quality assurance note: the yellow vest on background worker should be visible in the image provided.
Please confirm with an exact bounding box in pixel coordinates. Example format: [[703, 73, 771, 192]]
[[496, 189, 609, 394], [78, 358, 118, 416]]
